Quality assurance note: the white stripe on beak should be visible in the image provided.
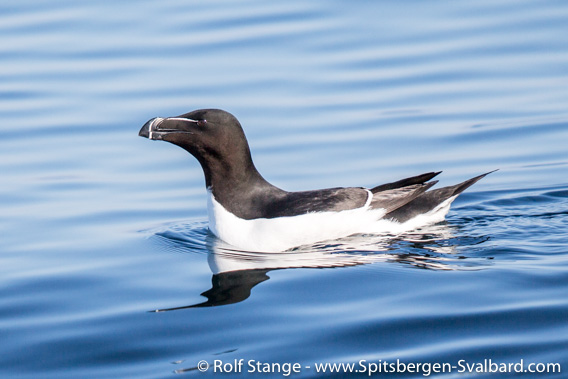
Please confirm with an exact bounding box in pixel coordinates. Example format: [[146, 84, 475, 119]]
[[148, 117, 164, 140]]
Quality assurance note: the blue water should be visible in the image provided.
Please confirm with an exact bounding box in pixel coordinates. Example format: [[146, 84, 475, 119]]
[[1, 0, 568, 378]]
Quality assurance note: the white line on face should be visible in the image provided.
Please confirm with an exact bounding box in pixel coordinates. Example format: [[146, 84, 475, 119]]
[[165, 117, 198, 122]]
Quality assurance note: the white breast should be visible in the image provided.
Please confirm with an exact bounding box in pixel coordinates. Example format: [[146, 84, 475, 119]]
[[207, 189, 385, 252], [206, 190, 457, 252]]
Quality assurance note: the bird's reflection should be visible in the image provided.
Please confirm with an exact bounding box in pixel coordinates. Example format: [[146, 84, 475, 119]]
[[155, 269, 270, 310], [151, 221, 489, 311]]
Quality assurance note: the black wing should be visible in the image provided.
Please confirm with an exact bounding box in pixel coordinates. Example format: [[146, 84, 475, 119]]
[[262, 172, 443, 219], [262, 187, 370, 218], [370, 171, 441, 193], [385, 170, 496, 222], [248, 170, 493, 221], [370, 181, 438, 213], [369, 171, 441, 212]]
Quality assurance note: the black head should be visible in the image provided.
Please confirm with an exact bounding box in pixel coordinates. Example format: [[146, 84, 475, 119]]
[[139, 109, 259, 188]]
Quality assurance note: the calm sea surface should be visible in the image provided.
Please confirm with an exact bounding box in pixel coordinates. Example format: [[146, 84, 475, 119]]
[[1, 1, 568, 378]]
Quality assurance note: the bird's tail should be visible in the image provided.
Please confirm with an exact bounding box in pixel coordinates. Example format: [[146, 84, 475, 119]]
[[385, 170, 497, 223]]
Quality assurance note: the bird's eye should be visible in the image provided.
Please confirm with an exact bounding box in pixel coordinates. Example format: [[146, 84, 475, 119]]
[[197, 119, 207, 127]]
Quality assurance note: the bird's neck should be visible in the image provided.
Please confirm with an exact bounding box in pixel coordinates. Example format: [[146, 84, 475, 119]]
[[200, 155, 279, 199]]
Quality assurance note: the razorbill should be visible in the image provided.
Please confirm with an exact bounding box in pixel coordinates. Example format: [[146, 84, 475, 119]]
[[139, 109, 493, 252]]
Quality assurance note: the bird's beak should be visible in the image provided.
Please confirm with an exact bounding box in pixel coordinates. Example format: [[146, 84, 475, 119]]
[[139, 117, 198, 140], [139, 117, 164, 140]]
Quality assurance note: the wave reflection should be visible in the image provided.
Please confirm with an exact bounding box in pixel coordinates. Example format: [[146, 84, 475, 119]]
[[148, 220, 491, 310]]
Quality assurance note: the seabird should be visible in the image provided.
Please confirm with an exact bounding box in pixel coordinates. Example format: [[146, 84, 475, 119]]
[[139, 109, 493, 252]]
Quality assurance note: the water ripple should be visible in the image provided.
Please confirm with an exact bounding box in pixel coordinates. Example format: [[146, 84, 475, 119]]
[[2, 0, 568, 377]]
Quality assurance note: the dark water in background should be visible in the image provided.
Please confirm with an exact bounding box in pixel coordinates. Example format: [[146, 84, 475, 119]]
[[1, 0, 568, 378]]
